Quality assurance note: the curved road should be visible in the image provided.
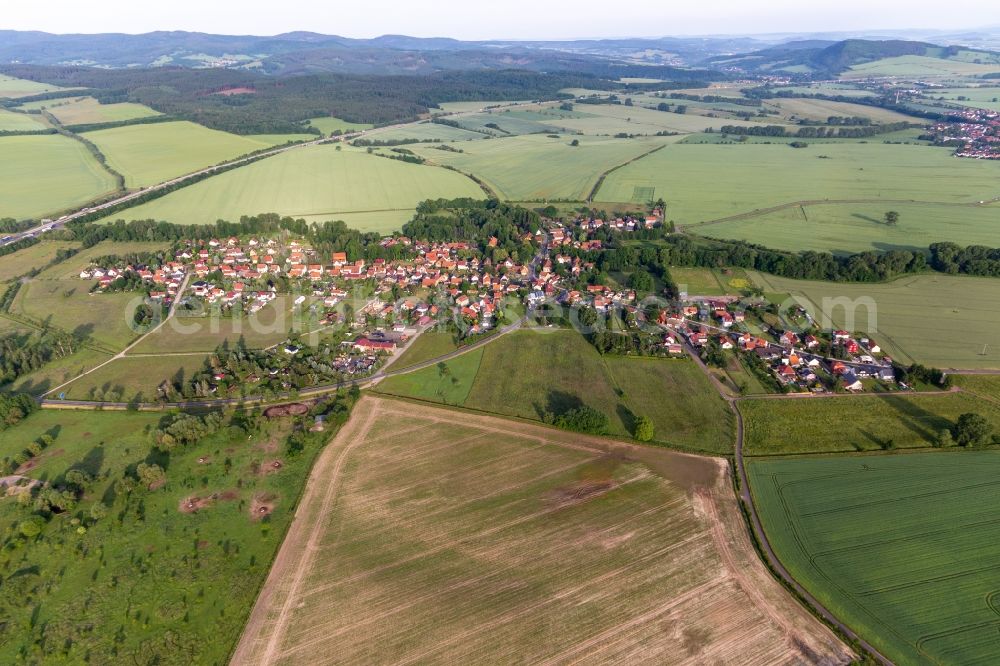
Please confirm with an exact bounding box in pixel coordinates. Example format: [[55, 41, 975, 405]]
[[674, 337, 895, 665]]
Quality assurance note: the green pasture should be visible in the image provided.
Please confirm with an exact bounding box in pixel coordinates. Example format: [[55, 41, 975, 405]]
[[412, 134, 674, 201], [692, 201, 1000, 253], [595, 141, 1000, 224], [391, 330, 462, 370], [84, 121, 299, 188], [95, 144, 482, 229], [749, 451, 1000, 664], [0, 134, 118, 220], [741, 391, 1000, 455], [749, 272, 1000, 370]]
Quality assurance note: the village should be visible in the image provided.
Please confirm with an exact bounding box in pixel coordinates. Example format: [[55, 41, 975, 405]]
[[930, 106, 1000, 159], [663, 296, 902, 394]]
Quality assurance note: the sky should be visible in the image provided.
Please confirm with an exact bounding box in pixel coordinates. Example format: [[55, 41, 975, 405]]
[[4, 0, 1000, 40]]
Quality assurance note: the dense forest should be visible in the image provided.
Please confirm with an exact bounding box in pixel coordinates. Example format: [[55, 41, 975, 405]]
[[0, 65, 611, 134]]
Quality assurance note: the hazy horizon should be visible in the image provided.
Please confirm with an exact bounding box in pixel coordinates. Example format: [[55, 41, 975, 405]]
[[4, 0, 1000, 42]]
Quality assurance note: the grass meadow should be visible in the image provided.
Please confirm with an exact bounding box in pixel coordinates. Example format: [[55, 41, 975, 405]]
[[749, 272, 1000, 369], [749, 451, 1000, 664], [740, 391, 1000, 455], [0, 134, 118, 220], [595, 142, 1000, 224], [16, 96, 161, 125], [12, 279, 143, 351], [378, 329, 733, 453], [761, 97, 917, 123], [0, 403, 339, 664], [232, 397, 848, 664], [84, 121, 302, 188], [692, 201, 1000, 253], [60, 354, 211, 402], [413, 134, 674, 201], [0, 241, 81, 282], [96, 145, 483, 231]]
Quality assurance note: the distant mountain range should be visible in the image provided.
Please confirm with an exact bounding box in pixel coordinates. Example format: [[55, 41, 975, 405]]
[[1, 29, 999, 79], [702, 39, 1000, 76]]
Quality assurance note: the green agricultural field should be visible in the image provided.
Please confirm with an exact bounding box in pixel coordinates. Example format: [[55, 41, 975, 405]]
[[668, 266, 755, 296], [365, 121, 486, 143], [17, 96, 161, 125], [749, 451, 1000, 664], [0, 109, 49, 131], [0, 134, 118, 220], [455, 111, 564, 136], [843, 55, 1000, 79], [436, 100, 524, 113], [60, 354, 210, 402], [0, 399, 348, 664], [552, 102, 792, 136], [595, 142, 1000, 224], [749, 272, 1000, 370], [412, 134, 673, 201], [761, 97, 918, 124], [926, 86, 1000, 112], [378, 329, 733, 453], [0, 74, 74, 98], [772, 84, 877, 98], [692, 201, 1000, 254], [84, 121, 299, 188], [96, 145, 482, 231], [740, 391, 1000, 455], [0, 241, 81, 282], [305, 116, 372, 135]]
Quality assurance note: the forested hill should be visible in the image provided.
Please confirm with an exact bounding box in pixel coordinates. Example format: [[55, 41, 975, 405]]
[[702, 38, 999, 76], [0, 66, 610, 134]]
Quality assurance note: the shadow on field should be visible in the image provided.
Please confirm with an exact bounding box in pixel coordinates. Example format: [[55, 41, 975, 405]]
[[881, 395, 947, 443]]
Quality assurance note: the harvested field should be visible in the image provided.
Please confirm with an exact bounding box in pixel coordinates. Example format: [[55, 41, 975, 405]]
[[231, 396, 851, 665]]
